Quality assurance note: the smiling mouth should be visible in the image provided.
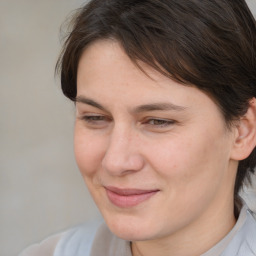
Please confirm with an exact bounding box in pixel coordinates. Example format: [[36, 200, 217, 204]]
[[105, 187, 159, 208]]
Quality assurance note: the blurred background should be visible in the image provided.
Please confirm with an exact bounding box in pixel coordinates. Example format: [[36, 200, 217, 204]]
[[1, 0, 256, 255]]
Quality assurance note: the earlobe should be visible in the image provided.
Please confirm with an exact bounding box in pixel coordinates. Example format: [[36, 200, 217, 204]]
[[231, 98, 256, 161]]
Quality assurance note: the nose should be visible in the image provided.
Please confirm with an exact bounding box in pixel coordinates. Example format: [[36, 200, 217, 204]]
[[101, 126, 145, 176]]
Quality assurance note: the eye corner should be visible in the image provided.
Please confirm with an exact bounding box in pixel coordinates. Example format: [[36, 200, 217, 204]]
[[76, 113, 112, 129]]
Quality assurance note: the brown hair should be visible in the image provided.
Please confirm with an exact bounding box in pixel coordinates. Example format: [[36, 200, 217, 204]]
[[56, 0, 256, 216]]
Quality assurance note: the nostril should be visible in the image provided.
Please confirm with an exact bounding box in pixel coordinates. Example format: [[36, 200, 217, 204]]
[[101, 151, 144, 176]]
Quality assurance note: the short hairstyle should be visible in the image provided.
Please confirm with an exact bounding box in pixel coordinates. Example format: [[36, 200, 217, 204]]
[[56, 0, 256, 216]]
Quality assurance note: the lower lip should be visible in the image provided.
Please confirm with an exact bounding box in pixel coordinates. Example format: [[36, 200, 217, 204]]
[[105, 189, 158, 208]]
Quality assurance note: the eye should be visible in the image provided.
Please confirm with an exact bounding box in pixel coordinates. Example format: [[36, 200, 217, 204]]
[[82, 115, 106, 122], [145, 118, 176, 127], [78, 114, 111, 128]]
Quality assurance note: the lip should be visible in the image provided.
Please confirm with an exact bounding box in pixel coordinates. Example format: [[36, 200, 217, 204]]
[[105, 186, 159, 208]]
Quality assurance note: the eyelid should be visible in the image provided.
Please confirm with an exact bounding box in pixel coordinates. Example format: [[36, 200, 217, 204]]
[[143, 117, 176, 127], [78, 112, 177, 130], [77, 113, 112, 125], [82, 115, 105, 121]]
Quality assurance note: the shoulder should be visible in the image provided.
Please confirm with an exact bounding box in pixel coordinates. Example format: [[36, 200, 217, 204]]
[[54, 220, 102, 256], [55, 220, 131, 256], [18, 220, 102, 256], [221, 207, 256, 256], [18, 232, 64, 256], [235, 208, 256, 255]]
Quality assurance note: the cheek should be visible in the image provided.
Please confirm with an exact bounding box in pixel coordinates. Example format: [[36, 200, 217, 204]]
[[148, 136, 193, 176], [149, 129, 229, 187], [74, 125, 105, 177], [148, 133, 231, 220]]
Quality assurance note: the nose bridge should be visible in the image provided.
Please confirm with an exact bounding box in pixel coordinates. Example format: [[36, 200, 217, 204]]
[[102, 123, 144, 175]]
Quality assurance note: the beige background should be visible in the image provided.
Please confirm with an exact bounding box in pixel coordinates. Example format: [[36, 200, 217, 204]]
[[1, 1, 256, 255]]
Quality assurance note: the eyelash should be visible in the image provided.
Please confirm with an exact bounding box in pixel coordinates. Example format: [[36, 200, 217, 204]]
[[80, 115, 109, 123], [80, 115, 175, 128], [145, 118, 175, 127]]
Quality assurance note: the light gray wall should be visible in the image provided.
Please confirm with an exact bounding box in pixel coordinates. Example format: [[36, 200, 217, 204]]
[[1, 1, 256, 255], [247, 0, 256, 16], [1, 1, 102, 256]]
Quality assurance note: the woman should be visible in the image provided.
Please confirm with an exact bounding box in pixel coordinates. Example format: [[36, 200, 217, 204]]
[[20, 0, 256, 255]]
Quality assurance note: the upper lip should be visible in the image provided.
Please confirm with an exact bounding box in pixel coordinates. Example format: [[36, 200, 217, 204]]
[[105, 186, 159, 196]]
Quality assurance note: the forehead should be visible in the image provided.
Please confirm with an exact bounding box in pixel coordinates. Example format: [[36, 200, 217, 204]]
[[77, 39, 150, 84], [77, 40, 180, 95], [77, 40, 223, 118]]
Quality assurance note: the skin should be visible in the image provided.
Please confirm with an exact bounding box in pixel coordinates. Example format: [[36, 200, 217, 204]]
[[74, 40, 240, 256]]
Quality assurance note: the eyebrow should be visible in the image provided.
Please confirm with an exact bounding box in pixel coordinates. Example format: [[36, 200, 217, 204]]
[[134, 103, 186, 113], [75, 96, 186, 113], [75, 96, 107, 111]]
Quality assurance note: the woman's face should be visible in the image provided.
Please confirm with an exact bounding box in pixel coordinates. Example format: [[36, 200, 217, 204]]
[[75, 40, 237, 241]]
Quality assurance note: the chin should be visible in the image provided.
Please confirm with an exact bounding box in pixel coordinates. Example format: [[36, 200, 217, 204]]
[[109, 223, 150, 241], [102, 212, 160, 241]]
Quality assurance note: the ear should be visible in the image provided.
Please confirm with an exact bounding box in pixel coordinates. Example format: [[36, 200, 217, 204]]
[[230, 98, 256, 161]]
